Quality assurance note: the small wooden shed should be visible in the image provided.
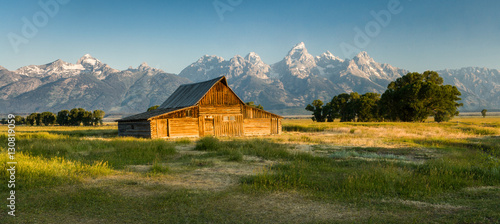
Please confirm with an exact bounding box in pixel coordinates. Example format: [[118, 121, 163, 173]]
[[117, 76, 282, 138]]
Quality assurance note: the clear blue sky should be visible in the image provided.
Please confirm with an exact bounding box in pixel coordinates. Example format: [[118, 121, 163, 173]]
[[1, 0, 499, 73]]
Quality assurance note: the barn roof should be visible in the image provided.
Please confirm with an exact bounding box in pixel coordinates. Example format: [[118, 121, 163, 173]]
[[116, 107, 181, 122], [158, 76, 243, 109], [118, 76, 247, 122]]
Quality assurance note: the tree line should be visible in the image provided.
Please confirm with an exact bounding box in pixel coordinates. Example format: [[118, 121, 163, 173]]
[[0, 108, 105, 126], [306, 71, 463, 122]]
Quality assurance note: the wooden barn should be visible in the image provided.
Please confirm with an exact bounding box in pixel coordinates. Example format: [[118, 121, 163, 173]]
[[117, 76, 282, 138]]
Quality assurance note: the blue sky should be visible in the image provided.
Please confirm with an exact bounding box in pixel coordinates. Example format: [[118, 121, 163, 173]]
[[1, 0, 499, 73]]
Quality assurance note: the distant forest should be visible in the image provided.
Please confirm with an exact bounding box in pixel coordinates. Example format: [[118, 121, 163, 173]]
[[1, 108, 105, 126]]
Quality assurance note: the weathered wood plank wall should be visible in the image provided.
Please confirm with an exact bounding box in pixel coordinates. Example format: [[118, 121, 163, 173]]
[[169, 118, 199, 138], [199, 82, 241, 106], [243, 118, 271, 136], [118, 121, 151, 138]]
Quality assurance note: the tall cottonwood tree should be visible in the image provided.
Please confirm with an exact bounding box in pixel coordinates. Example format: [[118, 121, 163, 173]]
[[380, 71, 462, 122], [305, 99, 327, 122]]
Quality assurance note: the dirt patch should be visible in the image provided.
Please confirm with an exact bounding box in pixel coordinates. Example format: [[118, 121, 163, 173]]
[[464, 186, 500, 191], [154, 158, 276, 191], [221, 192, 366, 223], [382, 199, 465, 210], [126, 165, 152, 173]]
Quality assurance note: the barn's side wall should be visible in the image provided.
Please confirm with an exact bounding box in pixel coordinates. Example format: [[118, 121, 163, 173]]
[[242, 106, 282, 136], [150, 107, 200, 139], [118, 121, 151, 138]]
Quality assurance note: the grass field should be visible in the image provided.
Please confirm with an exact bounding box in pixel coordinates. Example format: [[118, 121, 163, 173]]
[[1, 117, 499, 223]]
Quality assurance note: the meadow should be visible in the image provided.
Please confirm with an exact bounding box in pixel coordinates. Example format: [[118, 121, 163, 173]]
[[1, 117, 499, 223]]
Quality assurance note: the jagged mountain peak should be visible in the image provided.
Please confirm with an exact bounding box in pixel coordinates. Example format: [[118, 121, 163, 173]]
[[138, 62, 150, 69], [0, 65, 6, 70], [245, 52, 265, 65], [355, 51, 370, 58], [286, 42, 311, 59], [229, 55, 245, 65], [292, 42, 306, 50], [196, 55, 225, 64], [136, 62, 151, 71], [317, 51, 344, 62], [278, 42, 317, 79], [46, 59, 65, 66], [353, 51, 375, 64], [283, 42, 314, 64], [77, 54, 102, 67]]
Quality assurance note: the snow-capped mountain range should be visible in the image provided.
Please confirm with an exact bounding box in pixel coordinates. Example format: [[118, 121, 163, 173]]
[[0, 42, 498, 114]]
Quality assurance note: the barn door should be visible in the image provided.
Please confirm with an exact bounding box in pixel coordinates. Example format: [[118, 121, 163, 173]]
[[157, 119, 168, 138], [204, 118, 214, 136]]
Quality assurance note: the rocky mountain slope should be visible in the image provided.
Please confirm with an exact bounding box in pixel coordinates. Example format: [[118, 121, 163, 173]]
[[0, 55, 190, 113], [0, 43, 498, 114], [178, 42, 408, 110]]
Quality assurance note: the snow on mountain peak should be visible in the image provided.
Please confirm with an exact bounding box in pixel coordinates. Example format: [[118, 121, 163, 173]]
[[245, 52, 264, 65], [286, 42, 314, 61], [353, 51, 375, 64], [136, 62, 152, 71], [139, 62, 149, 68], [196, 55, 224, 64], [293, 42, 306, 50], [278, 42, 317, 79], [317, 51, 344, 62], [355, 51, 371, 59], [77, 54, 101, 66]]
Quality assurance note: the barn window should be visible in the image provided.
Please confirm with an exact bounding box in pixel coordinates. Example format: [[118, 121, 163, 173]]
[[223, 116, 229, 121], [230, 116, 235, 121], [186, 109, 192, 117]]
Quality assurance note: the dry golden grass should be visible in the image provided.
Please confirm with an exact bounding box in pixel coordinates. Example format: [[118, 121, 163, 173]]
[[257, 117, 500, 149]]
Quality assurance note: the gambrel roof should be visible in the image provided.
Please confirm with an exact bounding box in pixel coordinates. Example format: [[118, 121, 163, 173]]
[[117, 76, 247, 122]]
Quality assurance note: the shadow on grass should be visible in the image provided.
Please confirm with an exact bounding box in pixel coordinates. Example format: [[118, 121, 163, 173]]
[[413, 136, 500, 157], [45, 129, 119, 138]]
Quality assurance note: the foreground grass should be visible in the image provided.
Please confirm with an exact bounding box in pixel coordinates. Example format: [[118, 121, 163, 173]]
[[0, 118, 499, 223]]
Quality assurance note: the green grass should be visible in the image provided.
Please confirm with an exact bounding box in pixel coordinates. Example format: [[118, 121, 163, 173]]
[[0, 150, 112, 190]]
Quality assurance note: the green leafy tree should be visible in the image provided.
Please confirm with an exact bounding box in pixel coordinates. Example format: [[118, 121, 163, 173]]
[[357, 93, 381, 122], [92, 110, 105, 126], [246, 102, 264, 110], [329, 93, 350, 122], [380, 71, 462, 122], [40, 112, 56, 126], [432, 85, 462, 122], [481, 109, 487, 118], [35, 113, 42, 126], [69, 108, 81, 126], [323, 102, 333, 122], [56, 110, 70, 126], [147, 105, 160, 111], [344, 92, 360, 122], [305, 99, 326, 122], [14, 115, 25, 125], [329, 93, 360, 122], [69, 108, 92, 126], [26, 113, 39, 126], [82, 110, 93, 126], [0, 118, 6, 124]]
